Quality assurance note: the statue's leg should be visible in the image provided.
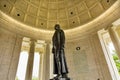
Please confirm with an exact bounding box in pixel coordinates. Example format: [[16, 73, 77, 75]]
[[56, 51, 61, 77]]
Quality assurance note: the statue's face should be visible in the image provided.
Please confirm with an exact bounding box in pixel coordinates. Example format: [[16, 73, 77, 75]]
[[54, 24, 60, 30]]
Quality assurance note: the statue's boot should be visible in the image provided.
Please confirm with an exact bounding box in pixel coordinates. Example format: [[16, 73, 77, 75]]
[[50, 74, 62, 80], [61, 74, 70, 80]]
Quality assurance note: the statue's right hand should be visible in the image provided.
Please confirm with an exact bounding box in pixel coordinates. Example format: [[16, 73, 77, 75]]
[[52, 47, 55, 53]]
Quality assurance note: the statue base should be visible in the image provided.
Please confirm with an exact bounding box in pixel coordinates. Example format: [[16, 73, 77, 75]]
[[50, 77, 70, 80]]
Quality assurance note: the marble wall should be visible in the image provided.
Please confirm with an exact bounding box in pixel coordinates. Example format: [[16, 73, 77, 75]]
[[65, 34, 112, 80], [0, 28, 22, 80]]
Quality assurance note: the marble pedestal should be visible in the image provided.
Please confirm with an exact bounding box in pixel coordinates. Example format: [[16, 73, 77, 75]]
[[50, 77, 70, 80]]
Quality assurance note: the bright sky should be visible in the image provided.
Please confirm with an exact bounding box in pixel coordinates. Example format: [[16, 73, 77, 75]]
[[108, 42, 115, 54], [16, 51, 40, 80], [32, 52, 40, 78]]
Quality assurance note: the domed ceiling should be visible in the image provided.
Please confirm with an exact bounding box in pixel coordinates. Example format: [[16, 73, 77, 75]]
[[0, 0, 116, 31]]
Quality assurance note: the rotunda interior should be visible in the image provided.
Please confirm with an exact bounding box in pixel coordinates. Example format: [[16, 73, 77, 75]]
[[0, 0, 120, 80]]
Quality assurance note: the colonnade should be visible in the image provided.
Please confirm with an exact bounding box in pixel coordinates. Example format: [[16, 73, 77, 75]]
[[24, 39, 51, 80], [0, 27, 52, 80]]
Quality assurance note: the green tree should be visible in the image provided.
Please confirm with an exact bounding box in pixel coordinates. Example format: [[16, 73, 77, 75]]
[[15, 77, 19, 80], [112, 51, 120, 74]]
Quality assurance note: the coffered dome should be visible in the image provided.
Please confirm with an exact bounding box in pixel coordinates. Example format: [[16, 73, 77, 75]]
[[0, 0, 116, 31]]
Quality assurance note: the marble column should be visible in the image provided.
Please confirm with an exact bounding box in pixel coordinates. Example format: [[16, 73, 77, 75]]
[[40, 44, 46, 80], [41, 41, 51, 80], [25, 39, 36, 80], [0, 28, 23, 80], [45, 41, 51, 80], [39, 52, 44, 80], [50, 44, 54, 79], [108, 27, 120, 58]]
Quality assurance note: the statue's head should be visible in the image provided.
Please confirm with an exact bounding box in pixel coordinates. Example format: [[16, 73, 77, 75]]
[[54, 24, 60, 30]]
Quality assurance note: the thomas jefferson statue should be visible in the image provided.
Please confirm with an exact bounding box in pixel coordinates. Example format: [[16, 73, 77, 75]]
[[51, 24, 70, 80]]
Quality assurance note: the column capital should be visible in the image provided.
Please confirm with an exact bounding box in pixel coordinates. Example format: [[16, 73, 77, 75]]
[[29, 39, 37, 47], [105, 24, 113, 30], [17, 34, 24, 39], [30, 39, 37, 42], [45, 41, 51, 45]]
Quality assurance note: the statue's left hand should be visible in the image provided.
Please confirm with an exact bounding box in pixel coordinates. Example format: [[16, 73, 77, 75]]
[[52, 47, 55, 53], [60, 45, 64, 50]]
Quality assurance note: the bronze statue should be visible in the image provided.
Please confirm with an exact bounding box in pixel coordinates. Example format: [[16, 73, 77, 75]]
[[51, 24, 70, 80]]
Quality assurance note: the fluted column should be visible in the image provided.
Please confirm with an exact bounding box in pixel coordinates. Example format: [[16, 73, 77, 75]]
[[41, 44, 46, 80], [50, 44, 54, 79], [45, 41, 51, 80], [25, 39, 36, 80], [39, 52, 44, 80], [41, 41, 51, 80], [108, 27, 120, 58]]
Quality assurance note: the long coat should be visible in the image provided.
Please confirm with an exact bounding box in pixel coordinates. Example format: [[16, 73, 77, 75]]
[[52, 29, 68, 74]]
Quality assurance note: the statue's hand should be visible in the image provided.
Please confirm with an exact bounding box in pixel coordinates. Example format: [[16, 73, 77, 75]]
[[60, 45, 64, 50], [62, 45, 64, 48], [52, 47, 55, 53]]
